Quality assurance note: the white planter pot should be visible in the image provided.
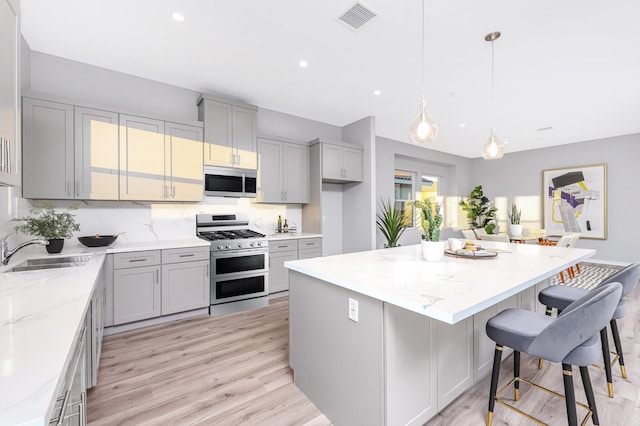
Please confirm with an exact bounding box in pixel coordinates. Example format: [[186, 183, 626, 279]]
[[421, 240, 446, 262], [508, 224, 523, 238]]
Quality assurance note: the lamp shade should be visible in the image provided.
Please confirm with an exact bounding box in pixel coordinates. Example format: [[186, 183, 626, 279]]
[[409, 100, 438, 144], [481, 128, 504, 160]]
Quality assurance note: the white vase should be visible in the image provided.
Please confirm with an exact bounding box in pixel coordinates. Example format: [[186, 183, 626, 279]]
[[421, 240, 446, 262], [508, 224, 523, 238]]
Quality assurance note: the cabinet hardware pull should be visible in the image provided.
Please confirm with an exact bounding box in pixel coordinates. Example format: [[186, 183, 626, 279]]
[[179, 254, 195, 257], [128, 258, 146, 263], [172, 185, 176, 198], [155, 270, 158, 283], [75, 180, 79, 197], [305, 242, 314, 245], [278, 245, 289, 248], [206, 264, 210, 278], [53, 390, 71, 425]]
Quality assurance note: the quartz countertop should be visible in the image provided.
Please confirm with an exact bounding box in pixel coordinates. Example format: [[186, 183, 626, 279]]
[[0, 237, 210, 426], [285, 242, 595, 324], [266, 232, 322, 241]]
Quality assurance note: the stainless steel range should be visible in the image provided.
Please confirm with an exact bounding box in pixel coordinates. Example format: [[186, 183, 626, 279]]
[[196, 213, 269, 316]]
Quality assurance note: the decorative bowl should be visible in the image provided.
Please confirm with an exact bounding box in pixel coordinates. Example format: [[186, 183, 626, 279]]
[[78, 235, 118, 247]]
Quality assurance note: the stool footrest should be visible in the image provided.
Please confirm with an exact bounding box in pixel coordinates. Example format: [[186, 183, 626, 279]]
[[493, 377, 593, 426]]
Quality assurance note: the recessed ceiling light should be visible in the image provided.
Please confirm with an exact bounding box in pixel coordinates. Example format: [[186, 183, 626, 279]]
[[172, 12, 185, 22], [459, 123, 466, 128], [298, 60, 308, 68], [373, 90, 381, 96]]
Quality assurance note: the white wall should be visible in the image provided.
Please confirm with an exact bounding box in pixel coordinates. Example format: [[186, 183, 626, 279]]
[[375, 137, 473, 248], [470, 133, 640, 262]]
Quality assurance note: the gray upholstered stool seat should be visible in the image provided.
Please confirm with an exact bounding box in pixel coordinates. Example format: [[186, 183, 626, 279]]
[[485, 282, 622, 426], [537, 262, 640, 397]]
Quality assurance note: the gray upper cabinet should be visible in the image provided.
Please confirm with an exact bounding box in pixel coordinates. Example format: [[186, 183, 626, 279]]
[[0, 0, 19, 186], [75, 106, 119, 200], [23, 92, 203, 201], [164, 122, 204, 202], [119, 114, 165, 201], [197, 94, 258, 169], [22, 97, 75, 199], [318, 140, 363, 183], [257, 137, 309, 203]]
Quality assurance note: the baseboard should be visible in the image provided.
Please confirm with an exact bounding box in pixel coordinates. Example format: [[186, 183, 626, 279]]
[[104, 308, 209, 336]]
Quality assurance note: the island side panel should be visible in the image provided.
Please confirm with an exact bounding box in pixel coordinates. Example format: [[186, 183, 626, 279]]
[[289, 271, 384, 426], [384, 303, 438, 425]]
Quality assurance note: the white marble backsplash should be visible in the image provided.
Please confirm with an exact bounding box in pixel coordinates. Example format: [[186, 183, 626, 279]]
[[0, 188, 303, 245]]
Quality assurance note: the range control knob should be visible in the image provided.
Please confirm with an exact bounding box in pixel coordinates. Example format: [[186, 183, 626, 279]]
[[238, 243, 243, 248], [250, 242, 256, 247], [217, 245, 223, 250], [225, 244, 231, 249], [257, 241, 263, 246]]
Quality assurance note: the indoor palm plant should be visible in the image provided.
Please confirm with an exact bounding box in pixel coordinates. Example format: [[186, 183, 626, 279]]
[[376, 198, 408, 248], [507, 202, 523, 238], [15, 204, 81, 253], [459, 185, 498, 234], [414, 198, 444, 261]]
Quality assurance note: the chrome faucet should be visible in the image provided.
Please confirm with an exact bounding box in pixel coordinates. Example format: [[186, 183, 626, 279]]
[[1, 235, 49, 265]]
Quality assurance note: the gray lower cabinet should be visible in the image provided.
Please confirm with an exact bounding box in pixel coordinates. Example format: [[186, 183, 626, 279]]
[[436, 317, 474, 410], [87, 266, 106, 388], [269, 241, 298, 293], [49, 324, 87, 426], [111, 247, 209, 326], [113, 250, 162, 325], [268, 238, 322, 293], [161, 246, 210, 315]]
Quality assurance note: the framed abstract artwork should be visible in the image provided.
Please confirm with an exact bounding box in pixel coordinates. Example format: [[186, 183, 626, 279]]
[[542, 164, 607, 240]]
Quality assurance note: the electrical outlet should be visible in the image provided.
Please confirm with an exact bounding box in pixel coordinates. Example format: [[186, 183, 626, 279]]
[[348, 298, 359, 322]]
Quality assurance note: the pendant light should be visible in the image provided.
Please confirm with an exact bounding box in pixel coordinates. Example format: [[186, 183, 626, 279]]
[[481, 31, 505, 160], [409, 0, 437, 144]]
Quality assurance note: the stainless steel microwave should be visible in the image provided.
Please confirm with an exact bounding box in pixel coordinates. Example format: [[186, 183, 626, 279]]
[[204, 166, 257, 198]]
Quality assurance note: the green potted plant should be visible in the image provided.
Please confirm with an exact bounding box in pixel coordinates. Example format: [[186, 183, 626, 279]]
[[414, 198, 444, 261], [459, 185, 498, 234], [507, 202, 523, 238], [15, 204, 81, 253], [376, 198, 408, 248]]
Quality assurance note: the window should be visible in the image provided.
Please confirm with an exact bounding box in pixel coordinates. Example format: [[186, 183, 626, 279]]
[[394, 170, 414, 227], [420, 175, 438, 202]]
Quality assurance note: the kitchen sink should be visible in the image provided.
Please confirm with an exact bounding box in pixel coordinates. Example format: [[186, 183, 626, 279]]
[[4, 255, 92, 273]]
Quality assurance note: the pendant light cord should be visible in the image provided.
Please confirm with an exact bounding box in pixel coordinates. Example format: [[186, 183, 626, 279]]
[[421, 0, 425, 103], [490, 38, 495, 129]]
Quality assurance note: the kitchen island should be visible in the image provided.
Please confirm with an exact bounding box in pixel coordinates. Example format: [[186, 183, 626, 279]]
[[285, 242, 595, 426]]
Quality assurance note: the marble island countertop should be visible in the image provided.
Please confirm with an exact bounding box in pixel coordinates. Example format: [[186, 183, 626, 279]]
[[285, 241, 595, 324], [0, 237, 211, 426]]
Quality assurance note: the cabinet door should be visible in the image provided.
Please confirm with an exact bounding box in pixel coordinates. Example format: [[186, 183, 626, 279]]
[[437, 317, 473, 410], [203, 100, 233, 166], [269, 250, 297, 293], [342, 146, 363, 182], [257, 138, 283, 202], [113, 265, 161, 325], [165, 122, 204, 201], [0, 0, 18, 186], [232, 106, 257, 169], [283, 142, 309, 203], [161, 260, 210, 315], [322, 143, 343, 180], [22, 97, 74, 199], [74, 106, 119, 200], [119, 114, 165, 201]]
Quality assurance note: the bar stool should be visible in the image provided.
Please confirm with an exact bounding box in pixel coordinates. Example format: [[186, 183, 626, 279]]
[[538, 262, 640, 397], [486, 282, 622, 426]]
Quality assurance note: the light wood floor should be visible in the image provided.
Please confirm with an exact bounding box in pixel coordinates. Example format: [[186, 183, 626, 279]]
[[89, 288, 640, 425], [87, 297, 331, 425]]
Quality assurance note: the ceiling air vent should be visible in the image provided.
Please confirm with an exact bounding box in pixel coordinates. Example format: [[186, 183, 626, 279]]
[[337, 2, 377, 31]]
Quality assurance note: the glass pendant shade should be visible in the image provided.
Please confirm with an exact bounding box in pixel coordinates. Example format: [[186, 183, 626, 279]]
[[481, 128, 504, 160], [409, 101, 438, 144]]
